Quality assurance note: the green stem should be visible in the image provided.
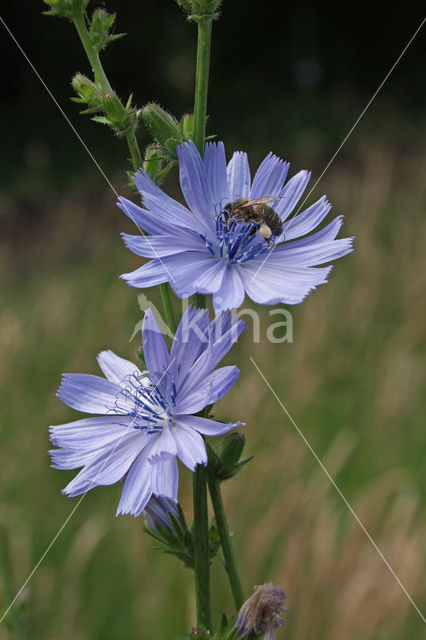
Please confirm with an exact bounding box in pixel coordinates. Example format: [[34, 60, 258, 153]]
[[193, 292, 206, 309], [192, 18, 213, 154], [207, 467, 244, 610], [191, 17, 213, 309], [160, 283, 178, 335], [193, 464, 211, 632], [72, 11, 143, 170], [126, 129, 144, 172], [191, 19, 215, 627], [72, 12, 112, 93]]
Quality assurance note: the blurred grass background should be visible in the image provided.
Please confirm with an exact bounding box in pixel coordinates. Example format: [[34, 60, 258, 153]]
[[0, 1, 425, 639]]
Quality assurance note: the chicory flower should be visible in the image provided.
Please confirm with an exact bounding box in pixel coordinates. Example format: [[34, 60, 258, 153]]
[[119, 141, 353, 311], [49, 307, 245, 516]]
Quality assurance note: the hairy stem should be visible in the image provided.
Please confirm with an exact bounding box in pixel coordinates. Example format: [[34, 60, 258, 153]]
[[191, 17, 213, 311], [191, 18, 215, 625], [125, 129, 143, 174], [72, 11, 142, 170], [160, 283, 178, 335], [207, 467, 244, 610], [72, 12, 112, 92], [193, 464, 212, 632], [192, 18, 213, 154]]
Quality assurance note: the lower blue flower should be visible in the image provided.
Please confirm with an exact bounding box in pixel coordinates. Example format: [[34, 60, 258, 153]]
[[119, 141, 354, 311], [49, 307, 245, 516]]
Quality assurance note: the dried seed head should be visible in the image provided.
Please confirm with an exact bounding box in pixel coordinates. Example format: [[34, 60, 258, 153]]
[[235, 582, 288, 639]]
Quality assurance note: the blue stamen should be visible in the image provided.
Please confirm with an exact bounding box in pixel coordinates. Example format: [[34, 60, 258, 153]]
[[111, 373, 173, 433], [213, 210, 270, 265]]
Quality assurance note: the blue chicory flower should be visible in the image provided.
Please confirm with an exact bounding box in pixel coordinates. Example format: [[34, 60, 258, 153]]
[[119, 141, 353, 311], [49, 307, 245, 516]]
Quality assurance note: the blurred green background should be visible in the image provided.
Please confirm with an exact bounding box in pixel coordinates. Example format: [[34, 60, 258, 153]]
[[0, 1, 425, 639]]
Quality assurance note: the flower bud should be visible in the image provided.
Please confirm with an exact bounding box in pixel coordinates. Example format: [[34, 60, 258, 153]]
[[143, 496, 179, 534], [97, 93, 137, 137], [43, 0, 88, 18], [102, 93, 125, 123], [89, 8, 124, 53], [142, 103, 181, 147], [214, 432, 251, 481], [143, 144, 165, 180], [234, 583, 288, 640], [176, 0, 222, 22], [180, 113, 194, 139], [71, 74, 103, 113]]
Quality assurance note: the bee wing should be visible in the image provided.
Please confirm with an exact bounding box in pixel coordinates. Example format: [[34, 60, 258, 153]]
[[238, 196, 277, 208]]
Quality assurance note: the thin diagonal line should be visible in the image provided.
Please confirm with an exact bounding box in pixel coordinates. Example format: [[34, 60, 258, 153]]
[[250, 356, 426, 625], [249, 14, 426, 283], [0, 358, 175, 625], [0, 15, 175, 283], [0, 16, 118, 197]]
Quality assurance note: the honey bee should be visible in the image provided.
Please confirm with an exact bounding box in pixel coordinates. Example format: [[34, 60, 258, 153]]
[[222, 197, 283, 243]]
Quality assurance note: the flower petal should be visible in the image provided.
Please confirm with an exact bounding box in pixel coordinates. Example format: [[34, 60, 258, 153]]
[[147, 425, 177, 464], [250, 153, 289, 199], [204, 141, 228, 207], [170, 307, 210, 388], [50, 415, 136, 451], [174, 414, 243, 436], [158, 252, 224, 298], [116, 443, 154, 516], [275, 170, 311, 222], [150, 457, 178, 500], [63, 430, 147, 497], [172, 421, 207, 471], [177, 141, 215, 227], [57, 374, 121, 414], [275, 218, 354, 265], [121, 258, 171, 289], [281, 195, 331, 241], [117, 197, 177, 236], [239, 257, 333, 305], [97, 351, 141, 385], [192, 259, 226, 294], [132, 171, 206, 233], [212, 266, 245, 311], [177, 313, 245, 391], [227, 151, 251, 200], [175, 365, 240, 415], [121, 232, 203, 258], [142, 309, 171, 378]]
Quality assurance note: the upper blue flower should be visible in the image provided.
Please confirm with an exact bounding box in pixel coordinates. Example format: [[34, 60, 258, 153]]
[[49, 307, 245, 517], [119, 141, 353, 311]]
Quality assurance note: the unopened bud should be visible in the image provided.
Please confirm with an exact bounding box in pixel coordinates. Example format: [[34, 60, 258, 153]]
[[89, 8, 124, 53], [234, 583, 288, 640], [142, 103, 181, 146], [220, 432, 245, 467], [143, 144, 165, 180], [176, 0, 222, 23], [43, 0, 88, 18], [143, 495, 179, 534], [180, 113, 194, 139], [71, 74, 103, 112], [101, 93, 124, 121], [215, 431, 250, 481], [99, 93, 137, 136]]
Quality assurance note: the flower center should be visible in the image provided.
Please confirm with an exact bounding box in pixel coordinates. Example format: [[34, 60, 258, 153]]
[[202, 208, 270, 264], [112, 372, 172, 434]]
